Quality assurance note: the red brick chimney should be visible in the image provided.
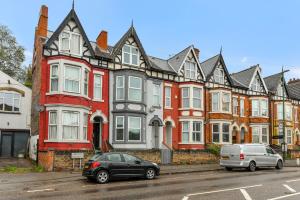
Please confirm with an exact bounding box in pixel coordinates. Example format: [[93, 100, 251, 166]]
[[96, 30, 108, 51], [36, 5, 48, 38], [194, 47, 200, 59]]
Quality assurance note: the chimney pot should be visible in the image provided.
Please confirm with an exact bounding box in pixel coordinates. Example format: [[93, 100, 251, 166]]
[[97, 30, 108, 51]]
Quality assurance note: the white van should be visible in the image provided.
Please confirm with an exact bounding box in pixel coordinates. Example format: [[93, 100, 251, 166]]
[[220, 144, 283, 172]]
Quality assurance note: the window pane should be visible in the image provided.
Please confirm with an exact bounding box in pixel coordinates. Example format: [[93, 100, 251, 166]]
[[116, 116, 124, 141], [107, 154, 122, 162], [212, 124, 220, 143], [123, 53, 130, 64], [212, 93, 219, 111], [71, 34, 80, 54], [129, 77, 141, 88], [123, 45, 130, 53], [222, 124, 230, 143], [193, 88, 201, 108], [4, 93, 13, 111], [132, 54, 138, 65], [128, 117, 141, 141], [61, 32, 70, 50], [116, 76, 124, 100]]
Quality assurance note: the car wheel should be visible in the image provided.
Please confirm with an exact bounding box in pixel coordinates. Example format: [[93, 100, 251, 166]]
[[96, 170, 109, 184], [248, 161, 256, 172], [145, 168, 156, 180], [225, 167, 232, 171], [276, 160, 283, 170]]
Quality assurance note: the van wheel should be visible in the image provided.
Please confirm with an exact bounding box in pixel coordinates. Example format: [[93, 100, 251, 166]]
[[225, 167, 232, 171], [276, 160, 283, 170], [248, 161, 256, 172]]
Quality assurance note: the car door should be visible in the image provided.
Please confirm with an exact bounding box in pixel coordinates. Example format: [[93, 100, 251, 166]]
[[265, 147, 278, 166], [106, 153, 129, 177], [122, 154, 145, 177]]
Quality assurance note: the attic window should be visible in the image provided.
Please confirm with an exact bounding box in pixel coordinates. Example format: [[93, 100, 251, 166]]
[[214, 68, 224, 84], [60, 31, 81, 55], [122, 44, 139, 66], [251, 75, 261, 92], [185, 61, 196, 79]]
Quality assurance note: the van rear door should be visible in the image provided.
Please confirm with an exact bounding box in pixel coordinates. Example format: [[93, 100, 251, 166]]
[[221, 145, 241, 161]]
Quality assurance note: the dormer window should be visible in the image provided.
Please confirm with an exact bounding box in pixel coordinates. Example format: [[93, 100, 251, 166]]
[[185, 61, 196, 79], [251, 76, 260, 91], [122, 44, 139, 66], [214, 68, 224, 84], [60, 31, 81, 55]]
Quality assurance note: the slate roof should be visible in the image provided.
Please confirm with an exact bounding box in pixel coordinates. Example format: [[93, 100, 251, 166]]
[[287, 80, 300, 100], [200, 54, 220, 77], [168, 46, 192, 72], [231, 65, 258, 88], [264, 72, 282, 93], [230, 76, 249, 89], [148, 56, 176, 74]]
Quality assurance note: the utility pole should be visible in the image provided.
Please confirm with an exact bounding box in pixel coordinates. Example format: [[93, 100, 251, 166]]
[[281, 67, 290, 162]]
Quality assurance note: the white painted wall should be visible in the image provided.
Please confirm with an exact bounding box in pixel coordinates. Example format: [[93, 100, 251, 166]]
[[0, 71, 32, 130]]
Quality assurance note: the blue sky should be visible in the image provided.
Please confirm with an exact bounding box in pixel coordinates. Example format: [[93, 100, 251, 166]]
[[1, 0, 300, 79]]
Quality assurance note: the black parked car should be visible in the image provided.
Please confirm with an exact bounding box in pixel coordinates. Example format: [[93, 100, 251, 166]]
[[82, 152, 160, 184]]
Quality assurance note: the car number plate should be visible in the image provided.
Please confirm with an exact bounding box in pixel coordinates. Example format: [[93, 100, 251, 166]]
[[222, 156, 229, 160]]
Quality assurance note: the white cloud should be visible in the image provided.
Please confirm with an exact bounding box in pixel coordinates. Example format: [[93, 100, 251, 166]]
[[241, 57, 248, 63]]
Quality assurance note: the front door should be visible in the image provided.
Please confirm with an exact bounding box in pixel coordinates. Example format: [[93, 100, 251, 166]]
[[152, 122, 159, 149], [232, 129, 237, 144], [166, 122, 172, 148], [93, 117, 102, 150], [1, 133, 13, 157]]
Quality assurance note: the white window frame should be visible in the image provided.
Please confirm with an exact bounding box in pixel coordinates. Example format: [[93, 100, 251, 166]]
[[212, 92, 220, 112], [93, 74, 103, 101], [122, 44, 139, 66], [0, 92, 21, 113], [193, 87, 202, 109], [83, 113, 88, 140], [180, 85, 203, 110], [128, 116, 142, 142], [115, 116, 125, 141], [180, 120, 204, 144], [50, 64, 59, 92], [182, 87, 190, 108], [165, 86, 171, 108], [233, 97, 238, 115], [211, 91, 231, 113], [48, 111, 58, 140], [251, 125, 269, 144], [153, 84, 160, 107], [185, 61, 196, 79], [214, 68, 224, 84], [116, 76, 125, 101], [64, 65, 81, 94], [222, 93, 231, 112], [128, 76, 142, 102], [251, 76, 261, 92], [240, 98, 245, 117], [251, 98, 268, 117], [59, 31, 82, 56], [62, 111, 80, 140], [211, 122, 231, 144], [83, 69, 89, 96]]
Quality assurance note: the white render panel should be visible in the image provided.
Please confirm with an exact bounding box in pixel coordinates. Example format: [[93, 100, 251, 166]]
[[0, 71, 32, 130]]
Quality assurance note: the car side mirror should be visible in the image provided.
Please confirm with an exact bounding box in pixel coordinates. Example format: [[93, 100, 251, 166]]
[[135, 160, 141, 164]]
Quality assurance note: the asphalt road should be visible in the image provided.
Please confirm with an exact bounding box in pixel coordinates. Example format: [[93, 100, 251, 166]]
[[1, 167, 300, 200]]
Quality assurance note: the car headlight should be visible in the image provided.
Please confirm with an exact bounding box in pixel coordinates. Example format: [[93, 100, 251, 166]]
[[152, 162, 158, 166]]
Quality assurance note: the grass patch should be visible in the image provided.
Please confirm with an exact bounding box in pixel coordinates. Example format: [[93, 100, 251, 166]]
[[0, 165, 44, 174]]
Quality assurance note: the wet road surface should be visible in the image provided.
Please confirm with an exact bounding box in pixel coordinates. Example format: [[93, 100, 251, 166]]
[[1, 167, 300, 200]]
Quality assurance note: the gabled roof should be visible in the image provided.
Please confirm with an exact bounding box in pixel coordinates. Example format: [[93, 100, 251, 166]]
[[230, 76, 249, 89], [44, 8, 95, 57], [167, 46, 191, 72], [231, 65, 268, 93], [112, 25, 151, 68], [264, 72, 289, 96], [200, 53, 233, 86], [287, 80, 300, 100], [148, 56, 177, 74]]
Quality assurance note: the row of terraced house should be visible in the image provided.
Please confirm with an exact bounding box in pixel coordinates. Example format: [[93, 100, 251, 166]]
[[31, 5, 300, 170]]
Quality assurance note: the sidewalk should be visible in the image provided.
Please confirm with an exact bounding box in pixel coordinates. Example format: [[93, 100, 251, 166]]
[[160, 163, 221, 175], [284, 159, 300, 167]]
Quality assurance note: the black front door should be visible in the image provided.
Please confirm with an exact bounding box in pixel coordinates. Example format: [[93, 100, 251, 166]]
[[93, 117, 102, 150], [1, 133, 13, 157]]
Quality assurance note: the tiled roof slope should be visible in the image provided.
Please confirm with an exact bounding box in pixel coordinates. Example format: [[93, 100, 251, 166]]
[[231, 65, 258, 88], [288, 80, 300, 100]]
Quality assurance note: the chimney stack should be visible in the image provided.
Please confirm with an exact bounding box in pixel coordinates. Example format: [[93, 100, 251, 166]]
[[288, 78, 300, 84], [36, 5, 48, 38], [96, 30, 108, 51], [194, 47, 200, 59]]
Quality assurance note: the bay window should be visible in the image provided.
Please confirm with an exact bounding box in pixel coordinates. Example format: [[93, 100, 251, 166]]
[[64, 65, 80, 93], [233, 97, 238, 115], [62, 111, 79, 140], [182, 88, 190, 108], [214, 68, 224, 84], [193, 88, 202, 109], [83, 70, 89, 96], [182, 122, 189, 143], [212, 93, 219, 112], [94, 74, 102, 100], [0, 92, 20, 112], [277, 104, 292, 120], [153, 84, 160, 106], [122, 44, 139, 66], [116, 76, 125, 100], [128, 117, 141, 141], [60, 31, 81, 55], [252, 127, 260, 143], [165, 87, 171, 108], [185, 61, 196, 79], [251, 99, 268, 117], [240, 99, 245, 116], [50, 64, 59, 92], [222, 93, 230, 112], [48, 111, 58, 140], [128, 76, 142, 102], [181, 121, 203, 143], [116, 116, 124, 141]]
